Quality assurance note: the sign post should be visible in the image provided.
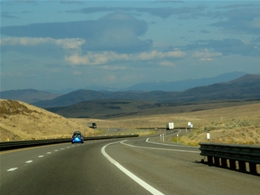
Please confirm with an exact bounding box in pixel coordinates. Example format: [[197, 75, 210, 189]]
[[207, 131, 210, 141]]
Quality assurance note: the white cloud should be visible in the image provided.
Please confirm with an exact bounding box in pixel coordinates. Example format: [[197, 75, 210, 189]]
[[65, 49, 185, 65], [0, 37, 85, 50], [137, 50, 185, 60], [192, 49, 222, 61]]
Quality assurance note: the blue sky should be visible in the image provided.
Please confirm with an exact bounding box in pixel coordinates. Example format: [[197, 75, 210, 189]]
[[1, 0, 260, 91]]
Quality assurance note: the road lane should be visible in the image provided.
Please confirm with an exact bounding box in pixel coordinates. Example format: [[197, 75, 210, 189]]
[[105, 137, 260, 195], [1, 143, 73, 173], [101, 141, 164, 195], [1, 139, 151, 195], [1, 137, 260, 195]]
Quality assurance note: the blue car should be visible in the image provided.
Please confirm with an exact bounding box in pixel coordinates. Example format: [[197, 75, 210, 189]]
[[71, 131, 84, 144]]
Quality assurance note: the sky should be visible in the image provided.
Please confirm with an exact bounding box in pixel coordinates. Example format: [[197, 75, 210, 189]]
[[1, 0, 260, 91]]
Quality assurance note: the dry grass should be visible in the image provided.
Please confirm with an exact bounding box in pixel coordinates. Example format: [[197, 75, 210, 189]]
[[0, 99, 95, 141], [1, 99, 260, 145], [74, 102, 260, 145], [178, 103, 260, 145]]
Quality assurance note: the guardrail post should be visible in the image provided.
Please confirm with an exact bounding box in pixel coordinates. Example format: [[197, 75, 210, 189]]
[[229, 159, 236, 170], [214, 157, 220, 166], [221, 158, 228, 168], [249, 162, 257, 175], [238, 161, 246, 172], [207, 156, 213, 165]]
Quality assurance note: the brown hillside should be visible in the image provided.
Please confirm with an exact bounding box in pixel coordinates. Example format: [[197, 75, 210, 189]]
[[0, 99, 95, 141]]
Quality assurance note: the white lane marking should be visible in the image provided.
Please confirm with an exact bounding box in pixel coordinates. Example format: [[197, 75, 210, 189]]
[[38, 155, 44, 158], [47, 152, 52, 154], [55, 150, 58, 152], [121, 140, 199, 153], [61, 148, 64, 150], [25, 160, 33, 163], [67, 146, 70, 148], [101, 141, 165, 195], [146, 138, 198, 148], [7, 167, 18, 171]]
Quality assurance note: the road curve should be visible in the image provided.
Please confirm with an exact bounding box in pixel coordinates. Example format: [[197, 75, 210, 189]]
[[1, 137, 260, 195]]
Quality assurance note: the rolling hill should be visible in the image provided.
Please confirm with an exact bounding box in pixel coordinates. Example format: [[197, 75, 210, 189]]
[[179, 74, 260, 101], [46, 99, 260, 119], [0, 99, 95, 141]]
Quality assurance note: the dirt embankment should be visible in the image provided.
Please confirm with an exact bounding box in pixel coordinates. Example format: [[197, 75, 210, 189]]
[[0, 99, 95, 141]]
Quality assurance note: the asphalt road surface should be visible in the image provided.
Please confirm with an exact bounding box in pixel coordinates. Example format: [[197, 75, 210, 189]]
[[1, 136, 259, 195]]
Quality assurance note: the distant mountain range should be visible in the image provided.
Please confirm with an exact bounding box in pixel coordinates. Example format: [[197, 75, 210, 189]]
[[1, 73, 259, 109], [122, 71, 246, 91], [0, 89, 60, 103], [32, 74, 260, 108], [46, 71, 246, 93]]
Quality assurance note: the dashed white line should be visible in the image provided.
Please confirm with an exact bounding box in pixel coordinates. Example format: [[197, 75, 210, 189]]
[[101, 141, 165, 195], [7, 167, 18, 171], [6, 145, 74, 173]]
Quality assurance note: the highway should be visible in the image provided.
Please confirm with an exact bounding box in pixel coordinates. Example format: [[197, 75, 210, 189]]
[[1, 136, 260, 195]]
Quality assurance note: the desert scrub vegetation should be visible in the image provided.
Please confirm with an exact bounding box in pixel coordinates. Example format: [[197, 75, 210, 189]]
[[203, 119, 256, 131], [170, 103, 260, 145], [180, 123, 260, 145]]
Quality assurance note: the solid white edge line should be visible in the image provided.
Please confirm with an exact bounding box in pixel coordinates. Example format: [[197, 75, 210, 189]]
[[101, 141, 165, 195]]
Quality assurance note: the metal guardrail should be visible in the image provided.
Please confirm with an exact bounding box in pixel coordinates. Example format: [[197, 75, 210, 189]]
[[199, 142, 260, 175], [0, 134, 139, 151]]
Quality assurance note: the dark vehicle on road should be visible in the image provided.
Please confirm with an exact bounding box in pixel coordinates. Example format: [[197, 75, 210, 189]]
[[71, 131, 84, 144], [88, 122, 97, 128]]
